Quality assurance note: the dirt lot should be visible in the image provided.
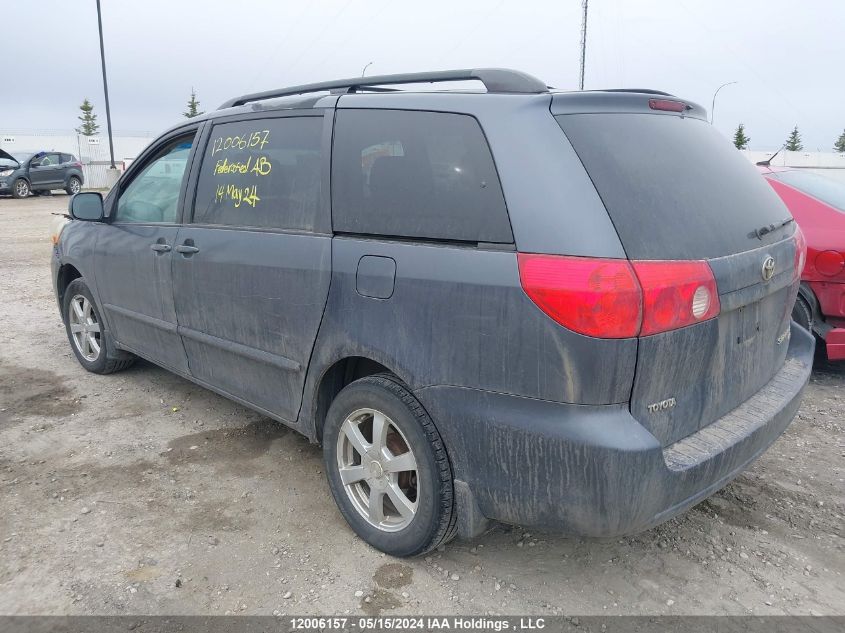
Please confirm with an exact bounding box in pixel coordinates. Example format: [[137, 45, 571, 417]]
[[0, 195, 843, 617]]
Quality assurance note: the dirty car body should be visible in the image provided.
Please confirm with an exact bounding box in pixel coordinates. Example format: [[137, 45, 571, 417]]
[[52, 69, 814, 555]]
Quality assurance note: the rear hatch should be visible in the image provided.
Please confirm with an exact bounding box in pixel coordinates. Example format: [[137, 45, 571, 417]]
[[553, 93, 801, 446]]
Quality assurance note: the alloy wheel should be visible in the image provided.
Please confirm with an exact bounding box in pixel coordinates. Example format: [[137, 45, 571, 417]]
[[68, 294, 101, 362], [336, 407, 419, 532]]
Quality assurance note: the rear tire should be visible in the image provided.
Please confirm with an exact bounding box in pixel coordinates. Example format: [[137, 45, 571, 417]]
[[63, 278, 135, 374], [323, 374, 457, 557], [791, 295, 813, 333], [66, 176, 82, 195], [12, 179, 29, 199]]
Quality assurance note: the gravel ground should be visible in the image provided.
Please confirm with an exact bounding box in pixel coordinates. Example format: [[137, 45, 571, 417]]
[[1, 195, 843, 616]]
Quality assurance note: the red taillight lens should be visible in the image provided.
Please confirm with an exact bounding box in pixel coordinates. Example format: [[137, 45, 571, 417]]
[[518, 254, 721, 339], [517, 254, 642, 338], [648, 98, 687, 112], [631, 261, 720, 336]]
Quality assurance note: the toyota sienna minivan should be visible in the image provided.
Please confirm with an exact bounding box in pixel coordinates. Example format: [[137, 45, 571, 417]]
[[52, 69, 814, 557]]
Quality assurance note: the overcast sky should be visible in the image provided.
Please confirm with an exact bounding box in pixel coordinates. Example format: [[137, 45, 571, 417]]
[[3, 1, 842, 151]]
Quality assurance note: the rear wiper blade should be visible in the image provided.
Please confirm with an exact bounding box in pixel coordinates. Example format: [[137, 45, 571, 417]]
[[751, 217, 794, 240]]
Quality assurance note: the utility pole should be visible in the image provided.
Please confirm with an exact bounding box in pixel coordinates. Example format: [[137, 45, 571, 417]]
[[95, 0, 116, 169], [579, 0, 588, 90]]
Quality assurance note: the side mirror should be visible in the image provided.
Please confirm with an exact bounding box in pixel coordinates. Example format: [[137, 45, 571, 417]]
[[30, 160, 41, 168], [69, 192, 105, 221]]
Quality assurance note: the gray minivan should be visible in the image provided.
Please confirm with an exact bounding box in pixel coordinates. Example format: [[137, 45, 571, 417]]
[[52, 69, 814, 557]]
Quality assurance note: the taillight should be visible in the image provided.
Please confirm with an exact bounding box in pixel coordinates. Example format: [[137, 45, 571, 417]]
[[648, 98, 687, 112], [793, 225, 807, 282], [517, 254, 642, 338], [631, 261, 720, 336], [517, 254, 721, 339]]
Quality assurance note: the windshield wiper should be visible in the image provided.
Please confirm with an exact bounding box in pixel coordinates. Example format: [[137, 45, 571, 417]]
[[751, 216, 794, 240]]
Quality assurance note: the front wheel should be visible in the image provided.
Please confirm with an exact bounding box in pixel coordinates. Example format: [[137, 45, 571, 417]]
[[323, 374, 457, 557], [12, 179, 30, 199], [66, 176, 82, 195], [63, 278, 135, 374]]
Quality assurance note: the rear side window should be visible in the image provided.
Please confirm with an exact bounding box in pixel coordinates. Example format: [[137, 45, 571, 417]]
[[556, 114, 790, 260], [193, 116, 323, 231], [61, 153, 73, 164], [332, 109, 512, 243]]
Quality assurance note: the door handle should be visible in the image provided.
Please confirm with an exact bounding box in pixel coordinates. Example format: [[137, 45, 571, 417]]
[[150, 243, 171, 253], [175, 244, 200, 255]]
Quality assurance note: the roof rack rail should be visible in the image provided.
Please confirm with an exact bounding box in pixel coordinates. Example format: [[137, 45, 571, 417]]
[[218, 68, 548, 109]]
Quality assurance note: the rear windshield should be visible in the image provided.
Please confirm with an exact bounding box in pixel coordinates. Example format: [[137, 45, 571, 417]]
[[556, 114, 791, 260], [769, 170, 845, 213]]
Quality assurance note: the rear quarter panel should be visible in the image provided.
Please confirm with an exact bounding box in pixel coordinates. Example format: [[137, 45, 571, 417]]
[[299, 237, 638, 438]]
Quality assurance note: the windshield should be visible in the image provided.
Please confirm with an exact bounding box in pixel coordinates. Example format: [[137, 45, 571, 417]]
[[769, 170, 845, 213]]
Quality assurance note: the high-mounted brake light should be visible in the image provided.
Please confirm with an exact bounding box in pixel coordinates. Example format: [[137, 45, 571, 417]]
[[648, 98, 687, 112], [517, 254, 721, 339]]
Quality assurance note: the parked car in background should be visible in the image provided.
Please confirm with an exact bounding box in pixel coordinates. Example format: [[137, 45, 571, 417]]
[[760, 165, 845, 361], [52, 69, 813, 557], [0, 149, 84, 198]]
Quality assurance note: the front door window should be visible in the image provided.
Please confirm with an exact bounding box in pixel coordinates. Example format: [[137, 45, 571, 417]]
[[115, 137, 193, 224]]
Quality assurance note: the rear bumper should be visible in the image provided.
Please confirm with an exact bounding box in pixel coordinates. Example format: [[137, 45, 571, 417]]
[[415, 323, 815, 537]]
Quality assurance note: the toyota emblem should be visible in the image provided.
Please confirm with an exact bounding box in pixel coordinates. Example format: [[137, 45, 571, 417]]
[[761, 255, 776, 281]]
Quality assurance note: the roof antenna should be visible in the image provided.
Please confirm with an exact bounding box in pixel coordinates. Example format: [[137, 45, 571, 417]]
[[757, 144, 785, 167]]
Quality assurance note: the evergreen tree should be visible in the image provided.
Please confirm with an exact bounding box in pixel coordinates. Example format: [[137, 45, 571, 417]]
[[733, 123, 750, 150], [183, 89, 204, 118], [834, 129, 845, 153], [785, 126, 803, 151], [76, 98, 100, 136]]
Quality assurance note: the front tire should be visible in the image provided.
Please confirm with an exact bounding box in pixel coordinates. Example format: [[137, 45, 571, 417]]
[[63, 278, 135, 374], [66, 176, 82, 195], [12, 178, 30, 199], [323, 374, 457, 557]]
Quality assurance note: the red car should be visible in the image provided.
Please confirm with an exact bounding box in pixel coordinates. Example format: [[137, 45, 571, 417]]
[[760, 165, 845, 361]]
